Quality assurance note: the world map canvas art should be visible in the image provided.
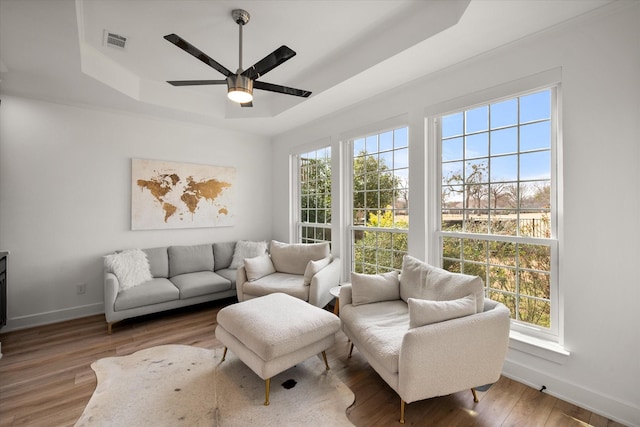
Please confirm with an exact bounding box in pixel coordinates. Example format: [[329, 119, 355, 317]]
[[131, 159, 236, 230]]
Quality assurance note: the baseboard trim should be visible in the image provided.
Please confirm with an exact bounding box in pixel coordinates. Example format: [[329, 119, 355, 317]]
[[502, 359, 639, 427], [2, 303, 104, 333]]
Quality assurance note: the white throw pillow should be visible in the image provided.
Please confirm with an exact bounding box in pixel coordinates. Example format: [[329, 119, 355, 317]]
[[351, 271, 400, 306], [244, 254, 276, 281], [303, 256, 331, 285], [408, 294, 477, 329], [104, 249, 153, 292], [229, 240, 268, 269], [400, 255, 485, 313]]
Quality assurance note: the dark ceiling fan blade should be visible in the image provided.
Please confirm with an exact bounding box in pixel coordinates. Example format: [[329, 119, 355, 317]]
[[167, 80, 227, 86], [253, 80, 311, 98], [242, 46, 296, 80], [164, 34, 233, 77], [241, 101, 253, 108]]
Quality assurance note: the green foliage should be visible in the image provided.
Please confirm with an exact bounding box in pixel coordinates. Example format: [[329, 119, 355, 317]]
[[352, 152, 402, 225], [353, 209, 408, 274]]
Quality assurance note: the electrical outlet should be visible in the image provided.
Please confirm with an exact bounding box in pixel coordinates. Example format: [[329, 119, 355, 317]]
[[76, 283, 86, 295]]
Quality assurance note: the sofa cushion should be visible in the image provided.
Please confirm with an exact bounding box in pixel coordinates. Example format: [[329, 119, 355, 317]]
[[114, 278, 179, 311], [229, 240, 268, 269], [269, 240, 330, 275], [244, 253, 276, 281], [303, 256, 331, 285], [242, 272, 309, 301], [142, 247, 169, 278], [104, 249, 153, 291], [168, 244, 214, 276], [215, 268, 237, 288], [351, 271, 400, 306], [340, 300, 409, 374], [408, 294, 477, 328], [213, 241, 236, 271], [170, 271, 232, 299], [400, 255, 485, 313]]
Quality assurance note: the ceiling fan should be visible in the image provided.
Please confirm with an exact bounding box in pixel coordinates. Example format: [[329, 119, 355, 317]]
[[164, 9, 311, 107]]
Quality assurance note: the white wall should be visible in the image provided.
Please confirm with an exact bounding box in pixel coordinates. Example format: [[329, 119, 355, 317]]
[[271, 3, 640, 426], [0, 96, 273, 330]]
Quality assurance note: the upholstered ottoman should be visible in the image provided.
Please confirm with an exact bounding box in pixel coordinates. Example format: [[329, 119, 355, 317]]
[[215, 292, 341, 405]]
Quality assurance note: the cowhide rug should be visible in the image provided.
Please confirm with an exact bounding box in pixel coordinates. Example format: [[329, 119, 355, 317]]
[[75, 344, 354, 426]]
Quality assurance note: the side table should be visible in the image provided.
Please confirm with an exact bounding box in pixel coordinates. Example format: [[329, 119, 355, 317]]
[[329, 286, 341, 315]]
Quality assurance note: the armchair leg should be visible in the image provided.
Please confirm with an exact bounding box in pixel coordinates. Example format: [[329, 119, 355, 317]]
[[400, 399, 406, 424], [348, 342, 354, 358], [264, 378, 271, 406], [471, 388, 479, 402], [321, 351, 330, 370]]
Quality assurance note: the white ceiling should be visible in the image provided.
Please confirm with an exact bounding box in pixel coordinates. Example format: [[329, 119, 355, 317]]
[[0, 0, 613, 137]]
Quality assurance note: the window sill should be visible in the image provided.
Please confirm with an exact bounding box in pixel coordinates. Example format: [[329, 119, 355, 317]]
[[508, 330, 570, 365]]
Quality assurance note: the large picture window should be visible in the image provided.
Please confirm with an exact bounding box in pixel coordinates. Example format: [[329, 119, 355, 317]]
[[437, 88, 559, 337], [298, 146, 332, 244], [351, 127, 409, 274]]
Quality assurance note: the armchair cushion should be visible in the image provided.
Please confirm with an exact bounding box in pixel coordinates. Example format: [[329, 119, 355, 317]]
[[400, 255, 485, 313], [269, 240, 330, 275], [244, 253, 276, 281], [229, 240, 268, 269], [408, 294, 476, 328], [351, 271, 400, 306], [303, 256, 331, 285]]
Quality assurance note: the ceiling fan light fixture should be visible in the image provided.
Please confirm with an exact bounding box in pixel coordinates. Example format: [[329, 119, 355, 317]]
[[227, 74, 253, 104]]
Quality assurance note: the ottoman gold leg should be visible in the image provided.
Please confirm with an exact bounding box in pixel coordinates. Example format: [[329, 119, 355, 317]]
[[222, 347, 228, 362], [321, 351, 330, 370], [264, 378, 271, 406]]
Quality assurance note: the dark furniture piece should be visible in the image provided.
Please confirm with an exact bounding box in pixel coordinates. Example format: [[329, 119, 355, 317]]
[[0, 252, 7, 330]]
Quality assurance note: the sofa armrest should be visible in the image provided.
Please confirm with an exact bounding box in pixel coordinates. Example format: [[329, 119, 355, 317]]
[[104, 272, 119, 323], [308, 257, 341, 308], [236, 266, 248, 301], [398, 301, 511, 403]]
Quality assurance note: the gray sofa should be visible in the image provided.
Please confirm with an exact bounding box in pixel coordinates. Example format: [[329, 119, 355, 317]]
[[104, 242, 238, 334]]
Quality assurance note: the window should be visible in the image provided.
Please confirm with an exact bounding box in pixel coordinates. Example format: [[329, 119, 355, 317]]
[[437, 88, 558, 337], [351, 127, 409, 274], [298, 146, 332, 244]]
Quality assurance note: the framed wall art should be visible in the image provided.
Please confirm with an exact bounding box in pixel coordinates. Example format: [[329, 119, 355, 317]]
[[131, 158, 236, 230]]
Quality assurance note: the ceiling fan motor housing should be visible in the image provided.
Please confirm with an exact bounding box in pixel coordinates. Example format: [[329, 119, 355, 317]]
[[227, 74, 253, 103], [232, 9, 250, 25]]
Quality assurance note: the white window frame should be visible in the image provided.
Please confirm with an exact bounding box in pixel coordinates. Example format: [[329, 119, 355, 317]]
[[426, 70, 564, 346], [293, 145, 333, 244], [345, 122, 410, 275]]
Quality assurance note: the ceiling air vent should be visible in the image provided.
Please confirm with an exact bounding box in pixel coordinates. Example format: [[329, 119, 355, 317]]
[[104, 31, 127, 49]]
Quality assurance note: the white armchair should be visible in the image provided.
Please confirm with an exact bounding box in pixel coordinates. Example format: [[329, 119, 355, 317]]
[[339, 255, 511, 423], [236, 240, 341, 308]]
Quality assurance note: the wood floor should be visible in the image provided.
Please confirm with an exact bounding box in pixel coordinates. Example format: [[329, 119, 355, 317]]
[[0, 299, 626, 427]]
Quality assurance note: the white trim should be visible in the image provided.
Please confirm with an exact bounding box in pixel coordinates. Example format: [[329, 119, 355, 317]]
[[502, 358, 639, 427], [3, 302, 104, 332]]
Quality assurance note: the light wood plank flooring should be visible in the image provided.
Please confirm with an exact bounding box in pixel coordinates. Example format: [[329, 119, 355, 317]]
[[0, 299, 626, 426]]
